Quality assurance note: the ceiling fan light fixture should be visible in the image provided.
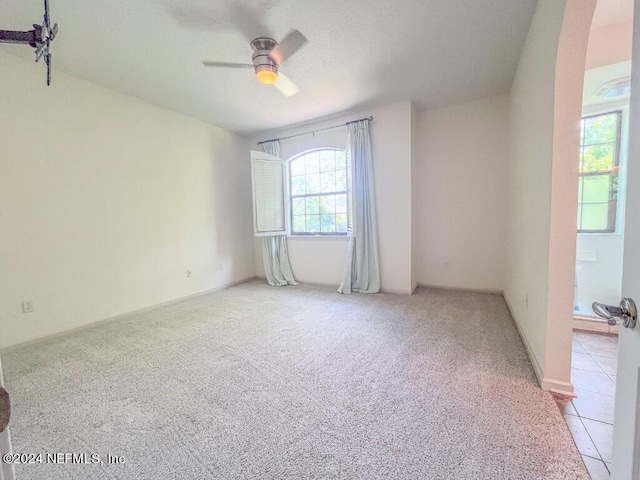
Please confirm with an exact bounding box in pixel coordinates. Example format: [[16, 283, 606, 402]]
[[256, 66, 278, 85], [203, 30, 306, 95]]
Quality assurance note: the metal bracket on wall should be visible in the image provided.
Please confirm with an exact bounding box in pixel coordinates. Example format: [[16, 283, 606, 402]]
[[0, 0, 58, 85]]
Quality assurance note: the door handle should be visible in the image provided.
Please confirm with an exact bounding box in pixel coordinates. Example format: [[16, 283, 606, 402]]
[[592, 298, 637, 329]]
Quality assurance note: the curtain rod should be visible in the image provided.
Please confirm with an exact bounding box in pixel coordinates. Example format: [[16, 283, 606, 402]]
[[256, 116, 373, 146]]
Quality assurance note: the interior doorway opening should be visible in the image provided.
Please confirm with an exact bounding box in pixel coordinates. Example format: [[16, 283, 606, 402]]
[[573, 49, 631, 329], [557, 1, 634, 478]]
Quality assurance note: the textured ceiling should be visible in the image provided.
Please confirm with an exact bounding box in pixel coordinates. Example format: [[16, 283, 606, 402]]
[[0, 0, 538, 135]]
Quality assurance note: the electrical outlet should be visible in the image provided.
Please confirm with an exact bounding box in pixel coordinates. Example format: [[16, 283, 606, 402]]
[[186, 270, 192, 278], [22, 300, 35, 313], [218, 263, 223, 271]]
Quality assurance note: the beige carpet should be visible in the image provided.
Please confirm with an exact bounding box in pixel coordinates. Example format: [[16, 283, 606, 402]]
[[2, 280, 588, 479]]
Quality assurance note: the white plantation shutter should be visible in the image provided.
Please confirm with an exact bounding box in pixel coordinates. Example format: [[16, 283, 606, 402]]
[[251, 150, 287, 236]]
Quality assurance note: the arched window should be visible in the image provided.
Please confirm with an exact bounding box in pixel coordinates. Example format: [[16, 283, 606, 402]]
[[289, 148, 349, 235]]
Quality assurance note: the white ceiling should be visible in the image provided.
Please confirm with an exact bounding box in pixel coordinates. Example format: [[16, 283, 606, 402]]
[[0, 0, 537, 135]]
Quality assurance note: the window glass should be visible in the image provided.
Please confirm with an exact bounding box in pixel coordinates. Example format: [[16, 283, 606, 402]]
[[289, 149, 349, 235], [577, 112, 621, 233]]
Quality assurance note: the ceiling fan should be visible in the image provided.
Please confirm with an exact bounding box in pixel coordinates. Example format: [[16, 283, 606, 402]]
[[203, 29, 307, 97]]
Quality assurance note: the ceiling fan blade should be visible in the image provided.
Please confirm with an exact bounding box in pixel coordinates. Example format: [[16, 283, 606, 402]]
[[269, 29, 307, 65], [229, 2, 274, 43], [274, 71, 299, 97], [167, 1, 280, 39], [202, 61, 254, 69]]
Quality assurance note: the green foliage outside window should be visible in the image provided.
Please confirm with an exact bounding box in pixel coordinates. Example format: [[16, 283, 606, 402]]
[[577, 112, 621, 233]]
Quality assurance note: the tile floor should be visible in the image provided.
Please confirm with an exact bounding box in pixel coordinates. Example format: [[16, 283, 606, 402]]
[[553, 331, 618, 480]]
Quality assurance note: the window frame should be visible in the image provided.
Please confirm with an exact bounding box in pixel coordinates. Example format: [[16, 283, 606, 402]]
[[287, 148, 350, 237], [577, 110, 622, 234]]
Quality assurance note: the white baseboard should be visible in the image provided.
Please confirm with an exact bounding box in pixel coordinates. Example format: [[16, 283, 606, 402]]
[[417, 283, 504, 295], [573, 317, 619, 335], [1, 276, 256, 354], [299, 280, 340, 289], [258, 275, 415, 295], [541, 378, 576, 397], [260, 278, 497, 296], [503, 296, 576, 397], [380, 287, 414, 295], [256, 275, 340, 290], [503, 296, 544, 387]]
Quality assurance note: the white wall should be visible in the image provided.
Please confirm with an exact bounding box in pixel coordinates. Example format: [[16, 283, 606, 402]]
[[0, 52, 255, 349], [505, 0, 566, 376], [252, 101, 414, 294], [545, 0, 596, 392], [585, 19, 633, 70], [414, 96, 509, 292], [506, 1, 561, 378], [506, 0, 596, 394], [576, 234, 624, 311]]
